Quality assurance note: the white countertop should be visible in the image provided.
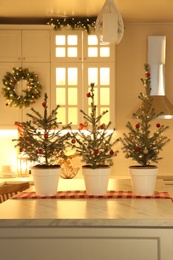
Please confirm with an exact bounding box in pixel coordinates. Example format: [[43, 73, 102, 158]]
[[0, 178, 173, 228]]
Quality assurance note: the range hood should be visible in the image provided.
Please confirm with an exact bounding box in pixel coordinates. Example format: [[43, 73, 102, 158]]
[[136, 36, 173, 119]]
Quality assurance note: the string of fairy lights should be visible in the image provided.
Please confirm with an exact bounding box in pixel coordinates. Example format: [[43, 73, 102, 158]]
[[46, 17, 97, 33]]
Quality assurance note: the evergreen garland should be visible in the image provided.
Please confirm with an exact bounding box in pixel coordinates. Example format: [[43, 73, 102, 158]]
[[121, 64, 170, 167], [2, 67, 42, 108], [47, 17, 96, 33], [13, 93, 71, 166], [69, 83, 119, 169]]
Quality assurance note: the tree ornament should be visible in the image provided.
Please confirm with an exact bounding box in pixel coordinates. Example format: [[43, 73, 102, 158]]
[[38, 149, 43, 154], [71, 139, 76, 144], [94, 149, 99, 155], [86, 92, 91, 98], [84, 121, 88, 127], [145, 71, 150, 77], [42, 102, 47, 107], [156, 123, 161, 128], [44, 133, 48, 139], [143, 148, 149, 154], [135, 123, 140, 129], [2, 67, 42, 108], [134, 146, 140, 152], [110, 150, 114, 155], [100, 123, 105, 129]]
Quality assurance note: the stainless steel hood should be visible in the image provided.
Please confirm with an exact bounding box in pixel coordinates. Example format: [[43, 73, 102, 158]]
[[135, 36, 173, 119], [148, 36, 173, 119]]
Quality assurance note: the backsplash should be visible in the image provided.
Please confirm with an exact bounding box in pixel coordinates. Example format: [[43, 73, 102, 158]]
[[0, 130, 18, 173]]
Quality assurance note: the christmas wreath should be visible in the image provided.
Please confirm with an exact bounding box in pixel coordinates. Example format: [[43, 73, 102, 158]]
[[2, 67, 42, 108]]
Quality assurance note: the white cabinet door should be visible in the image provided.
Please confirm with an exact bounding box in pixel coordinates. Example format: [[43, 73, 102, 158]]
[[0, 30, 50, 63], [0, 30, 21, 62], [22, 30, 50, 62]]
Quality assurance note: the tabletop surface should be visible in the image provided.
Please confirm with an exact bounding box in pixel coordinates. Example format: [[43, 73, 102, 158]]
[[0, 178, 173, 228]]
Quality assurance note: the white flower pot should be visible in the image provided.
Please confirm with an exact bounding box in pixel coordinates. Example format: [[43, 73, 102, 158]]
[[31, 167, 60, 196], [129, 166, 158, 196], [82, 166, 110, 195]]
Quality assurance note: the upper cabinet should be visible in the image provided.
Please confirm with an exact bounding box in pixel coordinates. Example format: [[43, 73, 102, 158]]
[[0, 30, 50, 63]]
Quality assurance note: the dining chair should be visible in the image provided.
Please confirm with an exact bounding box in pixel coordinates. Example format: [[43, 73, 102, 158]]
[[0, 182, 30, 203]]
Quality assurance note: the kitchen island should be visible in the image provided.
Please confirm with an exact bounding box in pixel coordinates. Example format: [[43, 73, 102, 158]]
[[0, 178, 173, 260]]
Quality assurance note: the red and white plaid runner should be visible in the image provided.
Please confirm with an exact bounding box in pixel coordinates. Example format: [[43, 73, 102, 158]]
[[12, 190, 171, 199]]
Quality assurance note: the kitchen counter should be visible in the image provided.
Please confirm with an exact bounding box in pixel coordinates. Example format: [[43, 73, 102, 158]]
[[0, 178, 173, 260]]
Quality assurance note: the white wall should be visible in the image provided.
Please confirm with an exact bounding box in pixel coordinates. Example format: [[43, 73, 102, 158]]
[[1, 23, 173, 177]]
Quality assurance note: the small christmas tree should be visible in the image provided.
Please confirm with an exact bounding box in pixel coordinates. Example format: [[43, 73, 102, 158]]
[[121, 64, 170, 167], [69, 82, 119, 169], [13, 93, 71, 167]]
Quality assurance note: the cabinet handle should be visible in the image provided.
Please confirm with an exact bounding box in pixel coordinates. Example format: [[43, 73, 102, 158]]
[[18, 57, 21, 60], [23, 57, 26, 60]]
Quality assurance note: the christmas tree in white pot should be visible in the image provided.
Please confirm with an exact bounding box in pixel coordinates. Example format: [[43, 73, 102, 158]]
[[120, 64, 170, 195]]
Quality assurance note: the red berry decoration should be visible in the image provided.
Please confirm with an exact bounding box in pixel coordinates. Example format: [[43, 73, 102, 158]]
[[135, 123, 140, 129], [156, 123, 161, 128], [42, 101, 46, 107], [94, 149, 99, 155], [38, 149, 43, 154], [134, 146, 140, 152], [5, 103, 8, 106], [145, 71, 150, 77], [100, 124, 105, 129], [44, 133, 48, 139], [86, 92, 91, 98], [71, 139, 76, 144], [110, 150, 114, 155]]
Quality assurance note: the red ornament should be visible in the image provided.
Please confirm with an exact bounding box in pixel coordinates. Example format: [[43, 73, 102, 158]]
[[44, 133, 48, 139], [42, 102, 46, 107], [134, 146, 140, 152], [94, 149, 99, 155], [156, 123, 161, 128], [110, 150, 114, 155], [135, 123, 140, 129], [86, 92, 91, 98], [145, 71, 150, 77], [38, 149, 43, 154], [5, 103, 9, 106], [71, 139, 76, 144], [100, 124, 105, 129]]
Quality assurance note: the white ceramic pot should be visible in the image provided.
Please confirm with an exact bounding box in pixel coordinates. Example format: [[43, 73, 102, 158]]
[[129, 166, 158, 196], [31, 166, 60, 196], [82, 166, 110, 195]]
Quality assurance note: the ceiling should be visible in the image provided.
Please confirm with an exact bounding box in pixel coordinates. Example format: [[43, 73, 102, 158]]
[[1, 0, 173, 24]]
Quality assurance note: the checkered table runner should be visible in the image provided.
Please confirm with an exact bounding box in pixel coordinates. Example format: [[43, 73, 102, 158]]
[[12, 190, 171, 199]]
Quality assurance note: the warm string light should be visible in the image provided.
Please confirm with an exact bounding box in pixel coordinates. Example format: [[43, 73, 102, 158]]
[[46, 17, 96, 33]]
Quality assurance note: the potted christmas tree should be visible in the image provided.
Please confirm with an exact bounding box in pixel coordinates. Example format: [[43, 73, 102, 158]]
[[69, 82, 119, 195], [120, 64, 170, 195], [13, 93, 71, 196]]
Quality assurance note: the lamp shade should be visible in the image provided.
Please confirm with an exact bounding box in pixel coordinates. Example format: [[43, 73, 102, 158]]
[[95, 0, 124, 44]]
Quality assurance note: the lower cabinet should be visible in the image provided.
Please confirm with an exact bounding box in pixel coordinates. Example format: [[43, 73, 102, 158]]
[[0, 226, 172, 260]]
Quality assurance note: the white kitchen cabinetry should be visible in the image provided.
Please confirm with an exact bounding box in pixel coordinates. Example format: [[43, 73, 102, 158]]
[[0, 28, 51, 128], [0, 30, 50, 62]]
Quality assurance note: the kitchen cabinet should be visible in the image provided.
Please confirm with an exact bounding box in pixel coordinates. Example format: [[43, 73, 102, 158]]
[[0, 30, 50, 62], [0, 28, 51, 128]]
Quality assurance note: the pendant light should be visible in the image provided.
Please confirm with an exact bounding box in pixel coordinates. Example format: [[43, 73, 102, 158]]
[[95, 0, 124, 44]]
